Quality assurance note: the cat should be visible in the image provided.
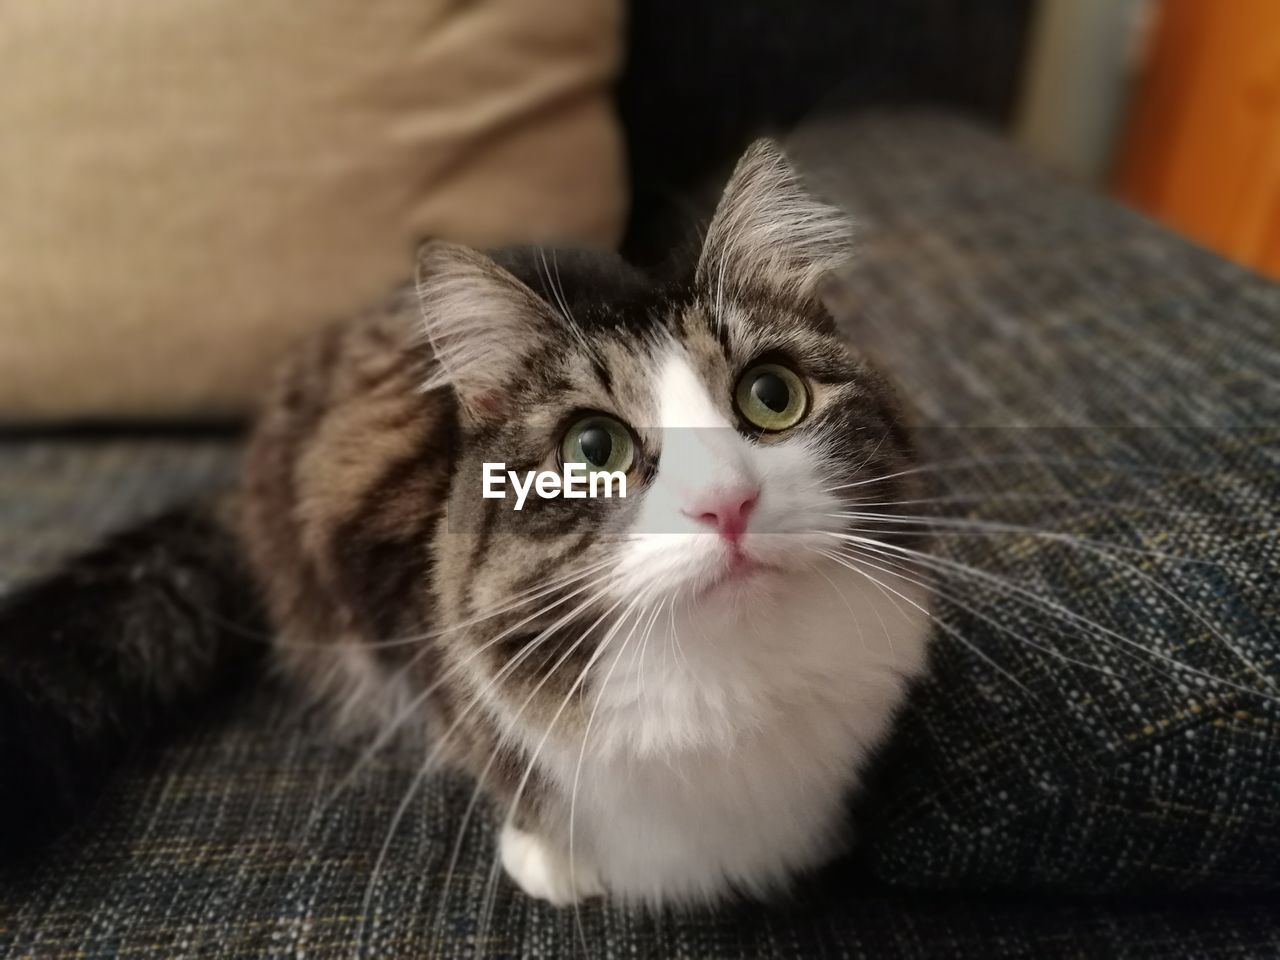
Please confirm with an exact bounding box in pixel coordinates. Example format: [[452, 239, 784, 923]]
[[0, 140, 932, 906]]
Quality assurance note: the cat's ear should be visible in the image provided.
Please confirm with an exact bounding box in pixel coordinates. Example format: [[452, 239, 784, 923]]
[[415, 240, 555, 423], [696, 139, 853, 304]]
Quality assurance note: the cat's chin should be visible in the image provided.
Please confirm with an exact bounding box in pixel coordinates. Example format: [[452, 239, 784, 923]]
[[693, 551, 781, 601]]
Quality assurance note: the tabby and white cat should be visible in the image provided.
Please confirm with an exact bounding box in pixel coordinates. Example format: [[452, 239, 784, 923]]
[[0, 141, 931, 905]]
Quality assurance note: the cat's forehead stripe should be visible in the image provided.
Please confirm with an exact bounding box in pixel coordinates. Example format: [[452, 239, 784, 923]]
[[658, 347, 734, 431]]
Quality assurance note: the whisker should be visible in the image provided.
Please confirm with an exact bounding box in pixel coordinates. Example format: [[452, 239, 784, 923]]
[[434, 590, 636, 942], [272, 557, 618, 654], [129, 557, 611, 655], [671, 593, 692, 673], [820, 450, 1226, 495], [812, 560, 872, 659], [569, 598, 651, 954], [840, 512, 1277, 695], [831, 533, 1186, 687], [815, 547, 1033, 695], [308, 563, 621, 831], [825, 532, 1279, 704], [471, 594, 644, 948], [831, 492, 1254, 526], [823, 542, 1123, 680], [827, 510, 1232, 566], [632, 597, 669, 708], [356, 576, 623, 953]]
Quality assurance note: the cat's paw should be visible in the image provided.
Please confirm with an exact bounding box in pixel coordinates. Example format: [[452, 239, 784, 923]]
[[499, 823, 605, 907]]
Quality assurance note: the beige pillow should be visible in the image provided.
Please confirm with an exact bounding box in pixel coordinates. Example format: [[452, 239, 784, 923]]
[[0, 0, 625, 419]]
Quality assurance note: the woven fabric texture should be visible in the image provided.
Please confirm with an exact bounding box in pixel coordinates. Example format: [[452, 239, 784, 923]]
[[2, 114, 1279, 957], [802, 115, 1279, 897]]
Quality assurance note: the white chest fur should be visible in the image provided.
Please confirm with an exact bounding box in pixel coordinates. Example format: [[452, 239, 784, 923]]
[[530, 563, 931, 905]]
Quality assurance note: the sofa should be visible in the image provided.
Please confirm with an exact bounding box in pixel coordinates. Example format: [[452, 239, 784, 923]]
[[3, 4, 1278, 958]]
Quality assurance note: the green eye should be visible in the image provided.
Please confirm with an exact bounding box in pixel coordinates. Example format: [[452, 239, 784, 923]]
[[559, 414, 635, 473], [734, 362, 809, 431]]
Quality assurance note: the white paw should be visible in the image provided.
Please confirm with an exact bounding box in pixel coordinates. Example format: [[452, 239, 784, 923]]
[[499, 824, 605, 907]]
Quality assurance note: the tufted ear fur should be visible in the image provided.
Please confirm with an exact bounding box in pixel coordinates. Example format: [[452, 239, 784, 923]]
[[414, 240, 557, 423], [696, 139, 854, 304]]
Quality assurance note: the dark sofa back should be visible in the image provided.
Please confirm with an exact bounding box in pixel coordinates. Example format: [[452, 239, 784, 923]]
[[617, 0, 1034, 261]]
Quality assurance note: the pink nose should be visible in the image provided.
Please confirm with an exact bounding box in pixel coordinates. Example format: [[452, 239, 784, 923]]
[[683, 488, 759, 544]]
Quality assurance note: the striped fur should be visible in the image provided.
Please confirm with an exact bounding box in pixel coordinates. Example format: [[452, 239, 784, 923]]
[[1, 141, 931, 903], [235, 140, 929, 903]]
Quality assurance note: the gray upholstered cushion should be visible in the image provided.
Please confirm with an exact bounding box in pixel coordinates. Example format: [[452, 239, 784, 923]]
[[802, 115, 1279, 895], [1, 114, 1278, 957]]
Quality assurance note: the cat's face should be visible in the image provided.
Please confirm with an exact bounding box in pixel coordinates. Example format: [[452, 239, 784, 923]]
[[419, 141, 914, 700], [610, 293, 908, 611]]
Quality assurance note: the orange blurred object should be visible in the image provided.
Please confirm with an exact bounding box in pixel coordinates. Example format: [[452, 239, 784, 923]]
[[1112, 0, 1280, 278]]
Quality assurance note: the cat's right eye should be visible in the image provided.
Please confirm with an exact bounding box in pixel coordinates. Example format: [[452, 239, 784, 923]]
[[559, 414, 635, 474]]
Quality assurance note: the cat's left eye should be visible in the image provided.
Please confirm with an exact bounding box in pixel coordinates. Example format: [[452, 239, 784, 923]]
[[734, 362, 809, 431]]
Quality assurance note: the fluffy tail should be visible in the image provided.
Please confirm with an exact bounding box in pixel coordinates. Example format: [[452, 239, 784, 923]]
[[0, 503, 265, 857]]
